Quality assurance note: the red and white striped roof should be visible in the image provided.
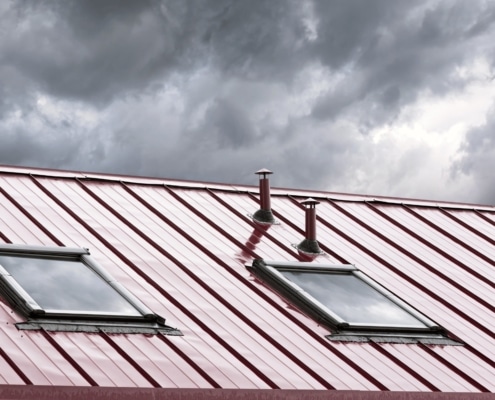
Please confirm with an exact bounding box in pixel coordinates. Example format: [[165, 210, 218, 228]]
[[0, 165, 494, 397]]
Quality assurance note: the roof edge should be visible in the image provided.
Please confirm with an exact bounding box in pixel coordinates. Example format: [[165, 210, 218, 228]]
[[0, 386, 492, 400], [1, 164, 494, 211]]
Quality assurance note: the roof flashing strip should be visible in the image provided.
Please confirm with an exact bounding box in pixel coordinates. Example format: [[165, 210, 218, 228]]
[[326, 334, 462, 345], [16, 319, 182, 335]]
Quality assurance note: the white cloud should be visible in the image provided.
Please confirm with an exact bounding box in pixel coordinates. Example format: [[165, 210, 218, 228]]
[[359, 58, 495, 201]]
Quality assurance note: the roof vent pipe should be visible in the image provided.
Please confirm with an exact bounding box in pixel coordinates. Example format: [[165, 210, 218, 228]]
[[252, 168, 276, 224], [297, 198, 322, 254]]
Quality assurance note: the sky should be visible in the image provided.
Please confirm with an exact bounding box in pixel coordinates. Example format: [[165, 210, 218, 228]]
[[1, 0, 495, 205]]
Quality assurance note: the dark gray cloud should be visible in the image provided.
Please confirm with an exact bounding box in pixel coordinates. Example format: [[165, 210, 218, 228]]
[[3, 0, 185, 104], [1, 0, 495, 203], [2, 0, 308, 104], [312, 1, 495, 130]]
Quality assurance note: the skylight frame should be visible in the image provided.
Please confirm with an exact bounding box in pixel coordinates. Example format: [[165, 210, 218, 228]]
[[0, 244, 162, 325], [250, 259, 445, 339]]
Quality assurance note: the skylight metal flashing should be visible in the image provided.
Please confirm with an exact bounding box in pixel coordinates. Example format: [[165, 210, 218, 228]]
[[16, 319, 182, 335]]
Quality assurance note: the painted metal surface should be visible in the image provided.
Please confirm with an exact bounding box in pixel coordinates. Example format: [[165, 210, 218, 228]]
[[0, 165, 494, 393], [3, 386, 495, 400]]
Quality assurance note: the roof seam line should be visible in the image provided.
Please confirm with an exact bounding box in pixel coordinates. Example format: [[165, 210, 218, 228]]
[[156, 334, 221, 389], [365, 202, 495, 290], [474, 209, 495, 227], [119, 183, 334, 389], [98, 331, 162, 388], [40, 328, 98, 386], [0, 183, 64, 247], [464, 343, 495, 369], [165, 185, 260, 259], [34, 176, 280, 390], [439, 207, 495, 246], [309, 199, 495, 340], [74, 180, 281, 390], [0, 347, 33, 385], [403, 205, 495, 268], [328, 200, 495, 312], [150, 188, 386, 389], [0, 230, 12, 244], [208, 189, 301, 259], [418, 343, 490, 392], [368, 341, 440, 391]]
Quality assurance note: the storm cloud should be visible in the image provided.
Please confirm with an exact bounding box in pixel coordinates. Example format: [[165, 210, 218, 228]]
[[1, 0, 495, 204]]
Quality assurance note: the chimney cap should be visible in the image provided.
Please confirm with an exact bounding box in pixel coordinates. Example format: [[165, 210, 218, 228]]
[[301, 198, 320, 206], [255, 168, 273, 176]]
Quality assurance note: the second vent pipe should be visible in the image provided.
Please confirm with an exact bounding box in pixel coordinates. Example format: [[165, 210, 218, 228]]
[[297, 198, 322, 254]]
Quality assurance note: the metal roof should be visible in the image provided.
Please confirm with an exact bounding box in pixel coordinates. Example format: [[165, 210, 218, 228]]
[[0, 165, 494, 394]]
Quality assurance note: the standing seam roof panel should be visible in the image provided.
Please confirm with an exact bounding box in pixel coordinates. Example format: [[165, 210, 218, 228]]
[[0, 167, 494, 394], [317, 203, 495, 320], [4, 177, 280, 389], [272, 198, 495, 386], [0, 355, 22, 385], [87, 183, 366, 390], [154, 190, 468, 387], [410, 207, 495, 261], [162, 188, 298, 261], [376, 206, 495, 276], [37, 180, 340, 387], [89, 184, 390, 390], [351, 203, 495, 292], [330, 343, 431, 392], [380, 344, 481, 392], [81, 186, 336, 390], [0, 324, 68, 386], [447, 210, 495, 241], [314, 206, 495, 331], [428, 345, 495, 391]]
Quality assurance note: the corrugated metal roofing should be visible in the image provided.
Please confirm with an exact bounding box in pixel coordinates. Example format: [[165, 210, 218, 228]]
[[0, 165, 494, 394]]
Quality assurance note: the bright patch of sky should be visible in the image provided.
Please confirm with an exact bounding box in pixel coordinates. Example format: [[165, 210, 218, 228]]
[[366, 57, 495, 202]]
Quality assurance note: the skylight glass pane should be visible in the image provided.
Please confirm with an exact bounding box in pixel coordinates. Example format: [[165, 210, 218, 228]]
[[279, 270, 427, 327], [0, 255, 141, 315]]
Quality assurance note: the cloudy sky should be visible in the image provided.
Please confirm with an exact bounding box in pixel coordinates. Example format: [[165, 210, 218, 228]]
[[1, 0, 495, 204]]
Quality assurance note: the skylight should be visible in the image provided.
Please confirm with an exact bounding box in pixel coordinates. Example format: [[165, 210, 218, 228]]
[[250, 259, 456, 343], [0, 244, 180, 334]]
